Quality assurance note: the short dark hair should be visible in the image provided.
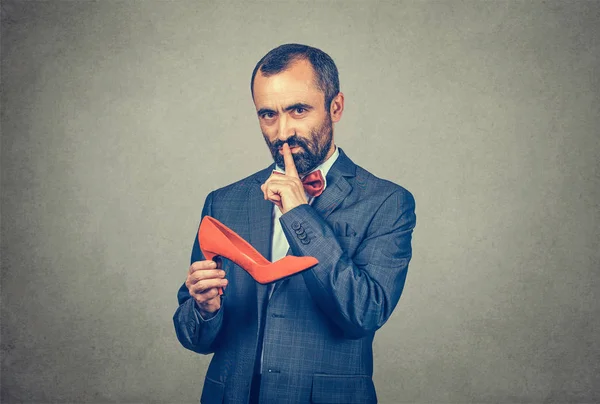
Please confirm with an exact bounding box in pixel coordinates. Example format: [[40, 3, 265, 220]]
[[251, 44, 340, 110]]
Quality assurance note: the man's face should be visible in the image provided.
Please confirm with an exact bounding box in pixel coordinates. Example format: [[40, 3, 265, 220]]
[[252, 59, 335, 176]]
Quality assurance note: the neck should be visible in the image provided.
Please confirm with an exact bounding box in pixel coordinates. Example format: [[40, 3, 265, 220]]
[[323, 143, 336, 162]]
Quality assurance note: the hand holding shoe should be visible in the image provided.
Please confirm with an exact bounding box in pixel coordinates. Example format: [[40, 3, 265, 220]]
[[185, 260, 228, 318]]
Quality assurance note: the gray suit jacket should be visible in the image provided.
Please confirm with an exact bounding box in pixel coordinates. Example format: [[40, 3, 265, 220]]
[[174, 148, 416, 404]]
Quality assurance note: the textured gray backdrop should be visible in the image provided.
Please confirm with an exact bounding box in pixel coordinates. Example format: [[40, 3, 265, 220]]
[[1, 1, 599, 403]]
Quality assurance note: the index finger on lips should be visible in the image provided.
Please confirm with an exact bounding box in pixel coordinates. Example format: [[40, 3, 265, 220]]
[[282, 143, 299, 178]]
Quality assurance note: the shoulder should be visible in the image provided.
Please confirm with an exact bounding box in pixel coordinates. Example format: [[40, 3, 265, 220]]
[[343, 159, 416, 232], [356, 165, 412, 196], [354, 165, 416, 216], [339, 149, 414, 205]]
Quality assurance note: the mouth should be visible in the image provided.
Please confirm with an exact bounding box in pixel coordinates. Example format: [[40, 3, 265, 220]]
[[278, 146, 302, 154]]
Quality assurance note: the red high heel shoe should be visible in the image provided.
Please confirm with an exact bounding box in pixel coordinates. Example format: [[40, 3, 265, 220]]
[[198, 216, 318, 285]]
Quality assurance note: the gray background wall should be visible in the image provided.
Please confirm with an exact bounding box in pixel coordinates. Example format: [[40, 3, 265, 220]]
[[1, 1, 598, 403]]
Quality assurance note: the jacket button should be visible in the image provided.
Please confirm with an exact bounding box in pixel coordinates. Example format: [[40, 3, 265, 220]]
[[297, 232, 307, 240], [301, 238, 310, 245], [295, 228, 305, 235], [291, 222, 301, 230]]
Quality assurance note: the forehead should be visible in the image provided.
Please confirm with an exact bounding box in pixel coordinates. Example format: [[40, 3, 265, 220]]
[[253, 59, 324, 108]]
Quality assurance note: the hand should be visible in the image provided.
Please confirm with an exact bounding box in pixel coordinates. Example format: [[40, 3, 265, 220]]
[[185, 259, 228, 317], [261, 143, 308, 214]]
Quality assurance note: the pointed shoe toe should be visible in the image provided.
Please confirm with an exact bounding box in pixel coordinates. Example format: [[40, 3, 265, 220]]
[[253, 255, 320, 284]]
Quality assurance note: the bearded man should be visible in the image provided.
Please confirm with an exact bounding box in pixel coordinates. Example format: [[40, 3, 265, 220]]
[[173, 43, 416, 404]]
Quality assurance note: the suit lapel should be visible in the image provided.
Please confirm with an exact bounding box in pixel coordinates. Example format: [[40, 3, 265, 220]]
[[311, 147, 356, 220]]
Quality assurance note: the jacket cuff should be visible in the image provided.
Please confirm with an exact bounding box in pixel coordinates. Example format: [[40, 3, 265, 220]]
[[279, 204, 343, 270], [194, 300, 222, 322]]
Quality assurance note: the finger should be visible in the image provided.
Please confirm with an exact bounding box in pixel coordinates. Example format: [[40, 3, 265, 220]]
[[189, 277, 228, 295], [261, 180, 279, 200], [264, 171, 284, 198], [193, 287, 221, 304], [264, 177, 303, 195], [194, 277, 228, 293], [263, 183, 282, 201], [189, 260, 217, 274], [193, 285, 228, 302], [282, 143, 299, 178], [269, 194, 282, 205], [269, 196, 283, 209], [188, 269, 226, 284], [262, 181, 284, 208]]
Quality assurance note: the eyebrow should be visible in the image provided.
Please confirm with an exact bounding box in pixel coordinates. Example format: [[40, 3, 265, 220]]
[[284, 103, 313, 112], [257, 103, 313, 117], [257, 107, 276, 116]]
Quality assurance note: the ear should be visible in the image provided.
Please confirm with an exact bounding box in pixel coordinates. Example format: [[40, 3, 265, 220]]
[[329, 92, 344, 123]]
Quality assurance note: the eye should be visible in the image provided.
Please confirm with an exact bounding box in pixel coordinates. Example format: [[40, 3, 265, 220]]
[[292, 107, 308, 117], [260, 111, 276, 120]]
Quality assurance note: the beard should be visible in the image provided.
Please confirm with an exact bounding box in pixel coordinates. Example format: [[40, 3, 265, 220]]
[[263, 115, 333, 176]]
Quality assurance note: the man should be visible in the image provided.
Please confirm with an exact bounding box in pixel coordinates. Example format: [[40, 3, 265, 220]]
[[173, 44, 416, 404]]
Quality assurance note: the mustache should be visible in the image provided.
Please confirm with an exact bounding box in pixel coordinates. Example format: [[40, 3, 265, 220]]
[[270, 135, 309, 151]]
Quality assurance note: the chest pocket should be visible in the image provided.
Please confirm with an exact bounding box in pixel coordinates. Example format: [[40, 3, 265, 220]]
[[332, 221, 362, 257]]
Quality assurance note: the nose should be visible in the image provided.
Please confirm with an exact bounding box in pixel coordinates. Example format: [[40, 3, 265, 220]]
[[276, 114, 295, 142]]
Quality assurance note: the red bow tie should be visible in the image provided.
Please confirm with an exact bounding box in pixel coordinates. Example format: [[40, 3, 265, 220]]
[[272, 169, 325, 197], [301, 170, 325, 197]]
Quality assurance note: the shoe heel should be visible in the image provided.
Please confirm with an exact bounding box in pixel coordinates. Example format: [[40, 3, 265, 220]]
[[203, 250, 216, 261]]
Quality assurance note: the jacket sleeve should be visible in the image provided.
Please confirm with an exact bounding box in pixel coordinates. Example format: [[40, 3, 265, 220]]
[[173, 191, 224, 354], [280, 188, 416, 339]]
